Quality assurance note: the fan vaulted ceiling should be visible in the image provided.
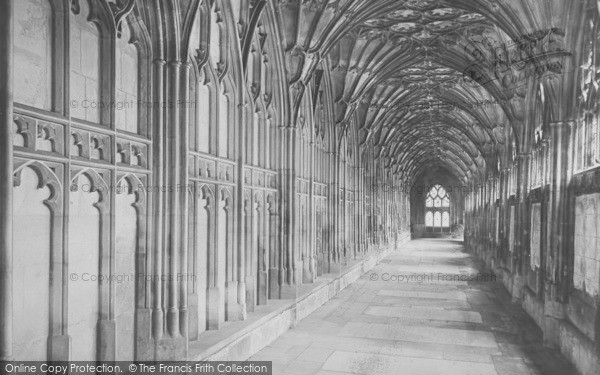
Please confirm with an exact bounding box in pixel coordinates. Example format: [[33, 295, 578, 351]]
[[276, 0, 570, 185]]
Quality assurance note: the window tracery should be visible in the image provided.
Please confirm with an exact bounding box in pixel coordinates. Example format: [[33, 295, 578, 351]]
[[425, 184, 450, 230]]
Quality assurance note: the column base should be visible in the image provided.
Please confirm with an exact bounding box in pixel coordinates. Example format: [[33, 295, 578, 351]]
[[511, 274, 524, 303], [257, 271, 268, 305], [179, 308, 188, 338], [98, 319, 115, 361], [155, 336, 187, 361], [207, 287, 223, 330], [187, 294, 199, 341], [302, 258, 314, 284], [136, 309, 154, 360], [316, 253, 324, 276], [268, 268, 281, 299], [280, 283, 297, 299], [152, 308, 164, 339], [226, 281, 244, 321], [543, 299, 565, 348], [49, 335, 69, 361], [327, 262, 342, 275], [166, 308, 179, 337], [245, 275, 256, 313], [293, 263, 302, 285], [237, 281, 247, 321]]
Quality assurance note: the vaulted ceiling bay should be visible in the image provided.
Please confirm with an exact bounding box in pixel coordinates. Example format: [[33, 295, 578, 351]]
[[279, 0, 570, 185]]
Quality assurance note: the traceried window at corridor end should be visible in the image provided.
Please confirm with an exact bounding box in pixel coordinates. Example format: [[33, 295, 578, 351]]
[[425, 185, 450, 231]]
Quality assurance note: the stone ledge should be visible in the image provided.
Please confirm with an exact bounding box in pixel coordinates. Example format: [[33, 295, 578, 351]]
[[522, 286, 544, 328], [189, 238, 409, 362], [559, 319, 600, 375], [467, 243, 599, 375]]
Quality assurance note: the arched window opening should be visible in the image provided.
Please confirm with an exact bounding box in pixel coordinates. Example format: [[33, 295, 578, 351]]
[[425, 184, 450, 232], [70, 0, 101, 123], [115, 19, 139, 134], [14, 0, 53, 110]]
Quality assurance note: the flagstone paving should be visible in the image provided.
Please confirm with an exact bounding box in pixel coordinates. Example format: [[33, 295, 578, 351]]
[[249, 239, 577, 375]]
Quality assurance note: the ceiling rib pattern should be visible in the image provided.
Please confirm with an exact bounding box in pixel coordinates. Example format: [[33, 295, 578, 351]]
[[276, 0, 569, 185]]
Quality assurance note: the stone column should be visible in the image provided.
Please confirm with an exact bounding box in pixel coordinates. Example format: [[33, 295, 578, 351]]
[[511, 153, 530, 301], [179, 61, 190, 337], [548, 121, 571, 299], [235, 100, 247, 317], [148, 58, 188, 359], [279, 124, 296, 297], [0, 0, 13, 362], [267, 201, 279, 299], [330, 151, 340, 271], [326, 151, 334, 272], [501, 168, 510, 266], [166, 61, 181, 338], [543, 120, 572, 347], [268, 124, 281, 298], [304, 140, 315, 283], [518, 153, 530, 268], [355, 166, 362, 256], [151, 58, 166, 344], [339, 153, 345, 260], [357, 166, 365, 254]]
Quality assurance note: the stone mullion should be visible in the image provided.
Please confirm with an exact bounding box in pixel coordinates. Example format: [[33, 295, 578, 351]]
[[0, 0, 13, 361]]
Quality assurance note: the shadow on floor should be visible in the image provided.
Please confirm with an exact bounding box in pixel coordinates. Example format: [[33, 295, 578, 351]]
[[250, 239, 578, 375]]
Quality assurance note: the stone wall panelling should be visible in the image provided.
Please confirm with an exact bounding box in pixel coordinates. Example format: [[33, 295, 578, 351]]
[[530, 203, 541, 270], [574, 194, 600, 297]]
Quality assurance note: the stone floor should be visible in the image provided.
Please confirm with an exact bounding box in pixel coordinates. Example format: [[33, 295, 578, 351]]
[[249, 239, 578, 375]]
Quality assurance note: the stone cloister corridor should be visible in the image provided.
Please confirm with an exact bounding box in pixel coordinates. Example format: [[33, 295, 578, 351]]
[[250, 239, 577, 375], [1, 0, 600, 374]]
